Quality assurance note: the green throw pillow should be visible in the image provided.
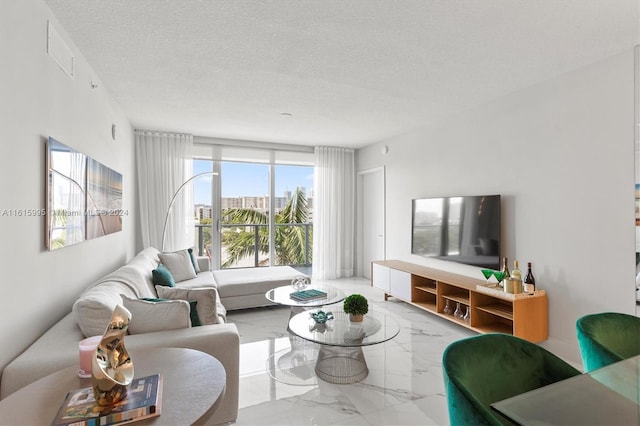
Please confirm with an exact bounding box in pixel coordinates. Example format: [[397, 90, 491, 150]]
[[187, 248, 200, 273], [152, 264, 175, 287], [188, 300, 201, 326], [141, 298, 201, 327]]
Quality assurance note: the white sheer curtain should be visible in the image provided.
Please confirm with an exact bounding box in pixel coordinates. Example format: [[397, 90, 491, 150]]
[[135, 130, 194, 251], [312, 146, 355, 279]]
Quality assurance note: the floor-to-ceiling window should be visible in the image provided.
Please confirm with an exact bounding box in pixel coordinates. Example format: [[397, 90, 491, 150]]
[[272, 164, 313, 268], [192, 141, 313, 270], [220, 161, 269, 268]]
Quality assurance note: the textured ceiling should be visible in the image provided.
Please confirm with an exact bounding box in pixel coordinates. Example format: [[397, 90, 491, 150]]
[[45, 0, 638, 148]]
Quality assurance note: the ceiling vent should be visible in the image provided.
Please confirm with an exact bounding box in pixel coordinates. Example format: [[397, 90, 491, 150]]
[[47, 21, 75, 79]]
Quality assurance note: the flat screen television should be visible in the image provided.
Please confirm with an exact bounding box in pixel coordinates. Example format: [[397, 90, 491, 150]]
[[411, 194, 501, 269]]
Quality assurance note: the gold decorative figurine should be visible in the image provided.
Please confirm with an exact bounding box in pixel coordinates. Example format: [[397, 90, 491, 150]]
[[92, 304, 134, 406]]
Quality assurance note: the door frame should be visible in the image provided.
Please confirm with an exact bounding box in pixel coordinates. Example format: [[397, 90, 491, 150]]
[[356, 166, 386, 277]]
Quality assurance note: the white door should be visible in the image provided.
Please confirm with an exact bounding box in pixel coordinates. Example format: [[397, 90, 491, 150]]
[[358, 167, 385, 278]]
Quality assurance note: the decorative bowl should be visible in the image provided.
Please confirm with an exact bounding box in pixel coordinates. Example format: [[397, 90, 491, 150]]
[[311, 310, 334, 324]]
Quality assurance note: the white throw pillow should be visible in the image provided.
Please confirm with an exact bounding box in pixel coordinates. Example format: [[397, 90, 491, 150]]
[[121, 295, 191, 334], [158, 249, 197, 282], [155, 286, 219, 325], [73, 282, 136, 337]]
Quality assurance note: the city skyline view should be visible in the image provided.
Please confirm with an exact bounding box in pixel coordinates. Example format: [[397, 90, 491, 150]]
[[193, 160, 313, 205], [190, 159, 314, 269]]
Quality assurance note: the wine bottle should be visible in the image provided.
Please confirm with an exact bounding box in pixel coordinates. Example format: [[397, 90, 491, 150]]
[[501, 257, 510, 279], [524, 262, 536, 294], [511, 260, 522, 280]]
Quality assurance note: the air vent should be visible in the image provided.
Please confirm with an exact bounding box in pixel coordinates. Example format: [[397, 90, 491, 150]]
[[47, 21, 75, 79]]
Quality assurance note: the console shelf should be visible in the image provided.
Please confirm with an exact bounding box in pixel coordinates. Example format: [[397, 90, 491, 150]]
[[415, 285, 437, 295], [371, 260, 548, 342], [476, 303, 514, 321], [442, 294, 470, 305], [413, 300, 437, 312]]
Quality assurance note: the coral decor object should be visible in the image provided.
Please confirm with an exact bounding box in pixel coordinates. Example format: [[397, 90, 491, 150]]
[[311, 310, 334, 324]]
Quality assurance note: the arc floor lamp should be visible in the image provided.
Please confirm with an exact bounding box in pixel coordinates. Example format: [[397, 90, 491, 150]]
[[161, 171, 218, 252]]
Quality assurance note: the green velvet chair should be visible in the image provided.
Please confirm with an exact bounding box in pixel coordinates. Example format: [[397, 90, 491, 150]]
[[442, 333, 581, 426], [576, 312, 640, 373]]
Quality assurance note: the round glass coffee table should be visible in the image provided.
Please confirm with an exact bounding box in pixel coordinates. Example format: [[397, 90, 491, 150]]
[[265, 284, 345, 327], [264, 284, 346, 385], [288, 309, 400, 384]]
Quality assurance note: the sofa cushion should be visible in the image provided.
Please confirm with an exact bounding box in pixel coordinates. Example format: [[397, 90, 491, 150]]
[[73, 281, 138, 337], [213, 266, 302, 298], [121, 295, 192, 333], [175, 271, 217, 289], [159, 250, 197, 282], [126, 247, 162, 296], [72, 248, 162, 337], [156, 286, 220, 325], [141, 298, 202, 327], [152, 264, 175, 287]]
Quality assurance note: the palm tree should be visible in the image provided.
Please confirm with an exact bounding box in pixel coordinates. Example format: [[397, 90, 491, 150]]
[[221, 187, 312, 268]]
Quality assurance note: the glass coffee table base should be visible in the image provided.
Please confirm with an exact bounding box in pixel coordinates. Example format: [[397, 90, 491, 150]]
[[286, 306, 307, 334], [266, 340, 319, 386], [315, 346, 369, 384]]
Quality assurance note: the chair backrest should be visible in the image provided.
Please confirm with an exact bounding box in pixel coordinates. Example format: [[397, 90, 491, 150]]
[[576, 312, 640, 372], [442, 333, 581, 426]]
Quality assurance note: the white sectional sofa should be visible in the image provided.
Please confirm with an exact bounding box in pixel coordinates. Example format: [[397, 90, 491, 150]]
[[0, 247, 241, 423], [0, 247, 304, 424]]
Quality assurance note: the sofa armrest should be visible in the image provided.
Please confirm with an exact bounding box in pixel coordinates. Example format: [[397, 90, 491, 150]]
[[0, 313, 85, 400], [197, 256, 210, 272]]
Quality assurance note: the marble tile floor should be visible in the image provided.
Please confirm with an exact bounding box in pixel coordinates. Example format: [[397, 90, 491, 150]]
[[226, 277, 476, 425]]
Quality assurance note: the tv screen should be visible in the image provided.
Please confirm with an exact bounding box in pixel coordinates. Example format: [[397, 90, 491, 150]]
[[411, 195, 501, 269]]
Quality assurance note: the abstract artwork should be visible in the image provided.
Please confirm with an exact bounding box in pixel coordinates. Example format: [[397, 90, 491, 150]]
[[86, 158, 123, 239], [46, 137, 123, 250], [46, 138, 86, 250]]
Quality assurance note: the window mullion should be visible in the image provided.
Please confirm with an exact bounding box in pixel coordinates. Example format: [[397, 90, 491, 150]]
[[211, 146, 222, 270], [268, 152, 276, 266]]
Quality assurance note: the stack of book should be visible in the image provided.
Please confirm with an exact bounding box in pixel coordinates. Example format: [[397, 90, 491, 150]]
[[290, 289, 327, 302], [50, 374, 162, 426]]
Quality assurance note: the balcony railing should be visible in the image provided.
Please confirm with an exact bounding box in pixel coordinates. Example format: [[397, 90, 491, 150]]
[[195, 223, 312, 269]]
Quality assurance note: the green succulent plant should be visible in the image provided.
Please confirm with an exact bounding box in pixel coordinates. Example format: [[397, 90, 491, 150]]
[[343, 294, 369, 316]]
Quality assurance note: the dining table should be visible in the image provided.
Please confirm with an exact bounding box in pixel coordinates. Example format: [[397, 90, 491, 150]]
[[491, 354, 640, 425]]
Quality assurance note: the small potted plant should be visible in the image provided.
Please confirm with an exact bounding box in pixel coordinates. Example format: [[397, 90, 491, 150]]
[[343, 294, 369, 322]]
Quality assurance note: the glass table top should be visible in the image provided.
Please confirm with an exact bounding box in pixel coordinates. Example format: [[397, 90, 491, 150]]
[[288, 310, 400, 347], [491, 354, 640, 425], [265, 284, 345, 308]]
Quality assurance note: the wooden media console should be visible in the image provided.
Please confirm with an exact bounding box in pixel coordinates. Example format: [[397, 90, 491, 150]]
[[371, 260, 548, 342]]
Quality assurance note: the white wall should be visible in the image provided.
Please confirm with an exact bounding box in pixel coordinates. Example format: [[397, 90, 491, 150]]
[[356, 50, 637, 364], [0, 0, 136, 374]]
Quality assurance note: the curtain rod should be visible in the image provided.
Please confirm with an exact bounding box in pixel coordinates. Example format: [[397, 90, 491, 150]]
[[193, 136, 314, 153]]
